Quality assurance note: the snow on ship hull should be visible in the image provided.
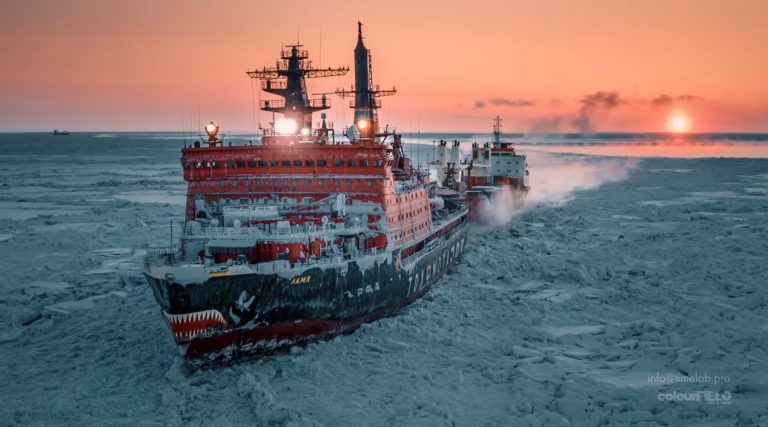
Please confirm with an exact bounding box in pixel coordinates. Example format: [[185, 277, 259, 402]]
[[145, 219, 468, 365]]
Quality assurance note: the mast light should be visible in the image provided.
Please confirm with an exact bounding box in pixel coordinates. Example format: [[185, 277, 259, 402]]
[[205, 122, 219, 138]]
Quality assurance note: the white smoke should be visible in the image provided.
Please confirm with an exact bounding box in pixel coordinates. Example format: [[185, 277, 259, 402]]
[[480, 151, 638, 225]]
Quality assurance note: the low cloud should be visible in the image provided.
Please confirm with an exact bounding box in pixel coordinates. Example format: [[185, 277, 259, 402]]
[[651, 94, 702, 107], [578, 91, 624, 110], [570, 91, 625, 133], [488, 98, 535, 107], [475, 98, 535, 109]]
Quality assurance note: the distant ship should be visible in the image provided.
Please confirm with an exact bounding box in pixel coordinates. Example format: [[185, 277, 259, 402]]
[[52, 130, 70, 136], [430, 116, 530, 220], [144, 23, 469, 366]]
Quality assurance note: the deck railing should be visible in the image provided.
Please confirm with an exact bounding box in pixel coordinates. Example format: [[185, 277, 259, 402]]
[[184, 222, 368, 240]]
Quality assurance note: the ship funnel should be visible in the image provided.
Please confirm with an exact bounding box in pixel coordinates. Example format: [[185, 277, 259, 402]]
[[336, 22, 397, 141]]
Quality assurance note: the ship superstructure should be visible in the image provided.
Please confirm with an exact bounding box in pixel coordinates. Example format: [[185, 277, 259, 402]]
[[431, 116, 530, 218], [144, 24, 469, 365]]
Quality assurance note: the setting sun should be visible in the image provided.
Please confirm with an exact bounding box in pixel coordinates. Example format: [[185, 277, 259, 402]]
[[667, 113, 691, 133]]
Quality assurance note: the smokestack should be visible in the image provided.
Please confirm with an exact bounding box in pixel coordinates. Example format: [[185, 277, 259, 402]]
[[354, 22, 376, 137]]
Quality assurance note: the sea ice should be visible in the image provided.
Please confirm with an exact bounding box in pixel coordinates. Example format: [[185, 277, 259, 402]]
[[0, 136, 765, 425]]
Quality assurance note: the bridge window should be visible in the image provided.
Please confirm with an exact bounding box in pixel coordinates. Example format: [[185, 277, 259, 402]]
[[347, 160, 357, 167], [305, 160, 314, 166], [334, 159, 345, 167], [282, 160, 291, 167], [318, 159, 327, 166], [237, 160, 246, 168], [360, 159, 369, 166], [271, 160, 279, 167], [248, 160, 257, 167], [375, 159, 384, 167], [294, 160, 302, 166]]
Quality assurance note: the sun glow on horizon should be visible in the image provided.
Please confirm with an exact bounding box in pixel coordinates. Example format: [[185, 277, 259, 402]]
[[667, 112, 691, 133]]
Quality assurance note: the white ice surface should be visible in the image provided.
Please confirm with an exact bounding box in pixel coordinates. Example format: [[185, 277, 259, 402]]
[[0, 136, 766, 426]]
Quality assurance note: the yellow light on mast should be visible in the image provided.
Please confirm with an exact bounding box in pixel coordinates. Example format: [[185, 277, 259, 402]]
[[358, 119, 369, 130], [205, 122, 219, 137]]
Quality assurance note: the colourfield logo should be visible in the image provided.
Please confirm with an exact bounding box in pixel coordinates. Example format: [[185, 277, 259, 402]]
[[657, 390, 732, 405]]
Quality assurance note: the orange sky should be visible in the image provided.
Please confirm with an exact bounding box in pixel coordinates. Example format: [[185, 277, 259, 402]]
[[1, 0, 767, 132]]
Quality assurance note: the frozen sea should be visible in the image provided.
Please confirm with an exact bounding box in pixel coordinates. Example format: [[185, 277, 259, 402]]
[[0, 132, 767, 426]]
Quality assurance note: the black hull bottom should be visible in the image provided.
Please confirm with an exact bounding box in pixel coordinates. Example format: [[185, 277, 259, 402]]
[[184, 283, 433, 367], [145, 218, 469, 366]]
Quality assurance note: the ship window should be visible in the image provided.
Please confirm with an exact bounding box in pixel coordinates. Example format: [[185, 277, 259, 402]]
[[259, 160, 268, 167], [360, 159, 369, 166], [375, 159, 384, 167], [237, 160, 246, 168], [318, 159, 327, 166], [335, 180, 340, 187], [368, 180, 372, 187], [271, 160, 279, 167], [212, 161, 219, 168], [227, 160, 236, 168], [183, 161, 191, 169], [282, 160, 291, 166], [347, 160, 357, 167], [248, 160, 257, 167], [294, 160, 302, 166], [335, 159, 345, 167], [347, 180, 352, 186], [305, 160, 314, 166], [240, 198, 249, 204]]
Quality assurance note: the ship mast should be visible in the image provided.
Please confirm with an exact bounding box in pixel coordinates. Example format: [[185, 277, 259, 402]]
[[247, 45, 348, 133], [492, 115, 503, 147], [336, 22, 397, 141]]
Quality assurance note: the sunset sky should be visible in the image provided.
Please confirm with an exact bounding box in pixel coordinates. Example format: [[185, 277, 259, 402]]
[[1, 0, 767, 132]]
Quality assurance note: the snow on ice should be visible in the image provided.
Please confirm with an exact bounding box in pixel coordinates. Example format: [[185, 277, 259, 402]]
[[0, 134, 766, 426]]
